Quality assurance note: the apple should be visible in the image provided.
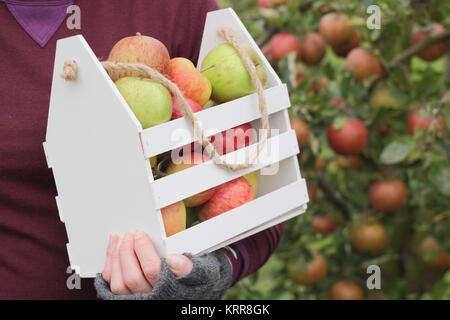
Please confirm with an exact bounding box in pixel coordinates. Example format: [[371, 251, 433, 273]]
[[332, 31, 360, 57], [314, 158, 326, 171], [329, 98, 344, 107], [407, 108, 446, 135], [419, 236, 450, 273], [369, 180, 408, 213], [265, 32, 301, 61], [203, 100, 218, 109], [345, 48, 385, 81], [243, 171, 259, 195], [319, 13, 355, 47], [311, 216, 337, 234], [149, 156, 157, 168], [351, 221, 389, 254], [198, 177, 255, 221], [167, 57, 212, 106], [327, 118, 368, 155], [308, 183, 318, 203], [257, 0, 286, 8], [334, 155, 363, 170], [115, 77, 172, 129], [161, 201, 186, 237], [166, 152, 216, 207], [108, 33, 170, 76], [288, 253, 328, 286], [290, 118, 310, 148], [201, 43, 268, 103], [412, 24, 449, 61], [329, 281, 364, 300], [369, 83, 403, 109], [171, 96, 202, 120], [210, 123, 256, 155], [298, 32, 326, 65]]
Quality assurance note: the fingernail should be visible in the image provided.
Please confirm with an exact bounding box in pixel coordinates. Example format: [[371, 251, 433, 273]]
[[168, 254, 188, 271], [123, 232, 132, 242], [134, 230, 146, 239]]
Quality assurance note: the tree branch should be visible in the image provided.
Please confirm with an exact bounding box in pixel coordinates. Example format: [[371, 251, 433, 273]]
[[317, 174, 351, 219], [386, 29, 450, 73]]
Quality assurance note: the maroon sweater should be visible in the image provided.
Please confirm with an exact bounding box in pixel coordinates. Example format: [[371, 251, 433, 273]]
[[0, 0, 284, 299]]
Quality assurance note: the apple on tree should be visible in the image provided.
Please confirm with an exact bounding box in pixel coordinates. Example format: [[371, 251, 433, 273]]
[[369, 180, 408, 213], [288, 253, 328, 286], [411, 24, 449, 61], [345, 48, 385, 81], [265, 32, 301, 62], [327, 118, 368, 155], [319, 13, 355, 47], [298, 32, 326, 65]]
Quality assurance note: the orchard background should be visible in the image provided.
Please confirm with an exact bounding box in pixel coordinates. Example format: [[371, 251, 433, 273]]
[[218, 0, 450, 300]]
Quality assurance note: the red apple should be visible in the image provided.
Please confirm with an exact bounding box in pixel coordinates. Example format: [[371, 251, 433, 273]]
[[407, 108, 446, 135], [199, 177, 255, 221], [329, 98, 344, 107], [210, 123, 256, 155], [266, 32, 301, 61], [171, 96, 202, 120], [108, 33, 170, 76], [166, 152, 216, 207], [412, 24, 449, 61], [345, 48, 385, 81], [369, 180, 408, 213], [168, 57, 212, 106], [298, 32, 327, 65], [290, 118, 310, 148], [351, 221, 389, 254], [329, 281, 364, 300], [257, 0, 286, 8], [332, 31, 360, 57], [327, 119, 368, 155], [288, 253, 328, 286], [420, 236, 450, 273], [161, 201, 186, 237], [319, 13, 355, 47], [311, 216, 337, 234]]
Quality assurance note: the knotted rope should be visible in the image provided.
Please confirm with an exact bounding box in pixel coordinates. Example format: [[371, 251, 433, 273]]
[[61, 28, 269, 171]]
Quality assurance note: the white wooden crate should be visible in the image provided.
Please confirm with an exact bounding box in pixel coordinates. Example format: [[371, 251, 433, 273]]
[[44, 8, 309, 277]]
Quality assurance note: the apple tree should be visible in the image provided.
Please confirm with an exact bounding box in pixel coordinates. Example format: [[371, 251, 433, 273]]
[[220, 0, 450, 300]]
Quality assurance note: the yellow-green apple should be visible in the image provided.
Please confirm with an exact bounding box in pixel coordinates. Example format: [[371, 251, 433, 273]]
[[210, 123, 256, 155], [171, 96, 202, 120], [201, 43, 268, 103], [345, 48, 384, 81], [298, 32, 326, 65], [319, 13, 355, 47], [115, 77, 172, 129], [108, 33, 170, 76], [266, 32, 301, 61], [166, 152, 216, 207], [149, 156, 157, 168], [161, 201, 186, 237], [185, 207, 199, 228], [369, 83, 403, 109], [198, 177, 255, 221], [243, 171, 259, 195], [167, 57, 212, 106], [203, 100, 218, 109], [412, 24, 449, 61]]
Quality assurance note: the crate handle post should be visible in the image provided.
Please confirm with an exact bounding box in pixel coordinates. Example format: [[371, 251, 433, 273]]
[[60, 28, 270, 172]]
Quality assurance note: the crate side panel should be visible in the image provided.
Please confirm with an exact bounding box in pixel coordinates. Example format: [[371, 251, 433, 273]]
[[45, 35, 164, 277], [140, 84, 290, 158], [197, 8, 281, 87], [164, 179, 308, 254], [152, 130, 299, 209]]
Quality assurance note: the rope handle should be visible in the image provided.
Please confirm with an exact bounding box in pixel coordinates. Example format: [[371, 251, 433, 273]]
[[61, 27, 270, 171]]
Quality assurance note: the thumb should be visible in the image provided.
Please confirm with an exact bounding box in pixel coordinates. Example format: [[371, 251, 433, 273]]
[[167, 254, 193, 277]]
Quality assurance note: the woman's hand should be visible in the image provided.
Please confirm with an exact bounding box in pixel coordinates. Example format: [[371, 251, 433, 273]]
[[102, 231, 193, 295]]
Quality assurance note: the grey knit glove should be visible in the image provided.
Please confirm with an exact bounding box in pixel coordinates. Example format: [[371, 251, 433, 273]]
[[94, 251, 232, 300]]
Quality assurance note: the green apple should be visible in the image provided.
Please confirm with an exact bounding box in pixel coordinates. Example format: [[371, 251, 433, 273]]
[[115, 77, 172, 129], [369, 83, 403, 110], [201, 43, 268, 103]]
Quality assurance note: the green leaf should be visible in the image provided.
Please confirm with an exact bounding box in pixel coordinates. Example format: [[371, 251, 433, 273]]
[[428, 166, 450, 196], [380, 136, 415, 165]]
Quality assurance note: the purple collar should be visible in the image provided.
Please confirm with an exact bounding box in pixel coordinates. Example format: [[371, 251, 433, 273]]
[[2, 0, 75, 47]]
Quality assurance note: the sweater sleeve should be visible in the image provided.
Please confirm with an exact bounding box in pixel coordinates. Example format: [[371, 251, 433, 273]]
[[223, 223, 285, 286]]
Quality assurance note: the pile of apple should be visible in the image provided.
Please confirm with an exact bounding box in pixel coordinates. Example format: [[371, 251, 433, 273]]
[[106, 32, 268, 236]]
